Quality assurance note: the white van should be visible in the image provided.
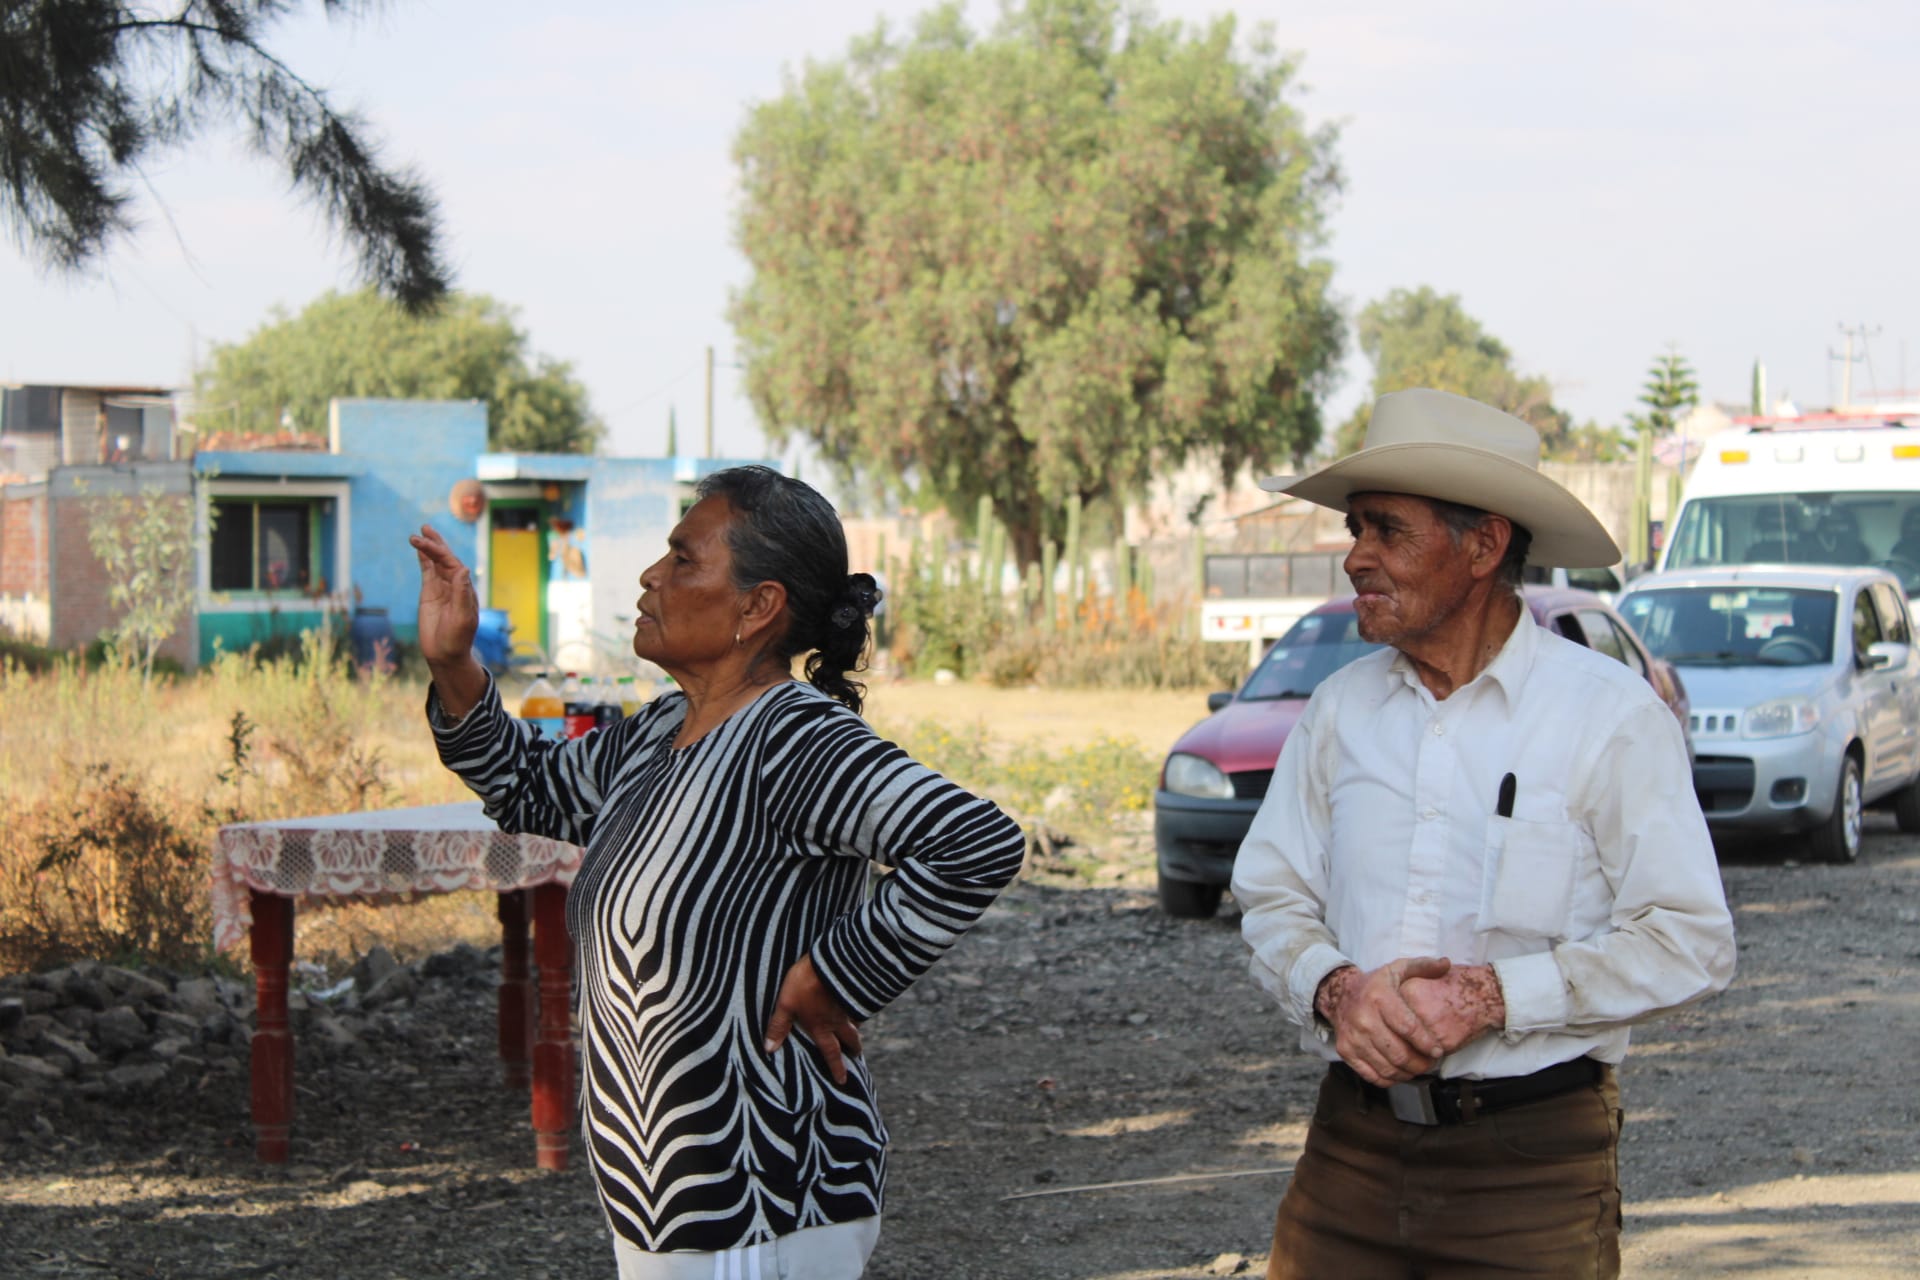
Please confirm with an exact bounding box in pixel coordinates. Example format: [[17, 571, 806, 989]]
[[1659, 414, 1920, 604]]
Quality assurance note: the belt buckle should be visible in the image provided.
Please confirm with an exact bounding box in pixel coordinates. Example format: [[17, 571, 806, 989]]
[[1387, 1078, 1440, 1125]]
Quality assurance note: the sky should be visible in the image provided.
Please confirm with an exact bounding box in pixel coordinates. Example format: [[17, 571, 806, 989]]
[[4, 0, 1918, 464]]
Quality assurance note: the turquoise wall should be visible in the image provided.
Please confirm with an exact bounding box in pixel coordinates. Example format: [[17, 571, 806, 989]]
[[199, 609, 328, 662], [190, 407, 766, 669], [333, 399, 487, 626], [196, 400, 484, 665]]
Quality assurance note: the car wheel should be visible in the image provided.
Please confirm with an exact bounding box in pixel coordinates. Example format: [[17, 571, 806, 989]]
[[1157, 872, 1224, 919], [1896, 775, 1920, 834], [1809, 754, 1863, 864]]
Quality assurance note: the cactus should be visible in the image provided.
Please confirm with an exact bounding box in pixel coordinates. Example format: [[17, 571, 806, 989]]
[[1631, 429, 1653, 565], [1189, 530, 1205, 638], [1042, 539, 1059, 629], [1064, 494, 1083, 603]]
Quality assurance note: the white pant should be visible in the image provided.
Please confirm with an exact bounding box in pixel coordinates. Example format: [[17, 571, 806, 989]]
[[611, 1217, 881, 1280]]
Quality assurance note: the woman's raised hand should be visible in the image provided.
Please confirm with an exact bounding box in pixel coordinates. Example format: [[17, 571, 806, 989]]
[[410, 525, 488, 718]]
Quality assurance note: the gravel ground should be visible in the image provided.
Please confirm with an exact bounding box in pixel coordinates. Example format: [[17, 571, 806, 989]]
[[4, 818, 1917, 1279]]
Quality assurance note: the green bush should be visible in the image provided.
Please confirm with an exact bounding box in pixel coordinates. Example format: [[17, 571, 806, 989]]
[[0, 631, 64, 674], [877, 716, 1157, 840], [83, 634, 185, 678]]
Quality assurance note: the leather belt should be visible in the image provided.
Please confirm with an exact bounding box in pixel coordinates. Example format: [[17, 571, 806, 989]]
[[1334, 1057, 1606, 1126]]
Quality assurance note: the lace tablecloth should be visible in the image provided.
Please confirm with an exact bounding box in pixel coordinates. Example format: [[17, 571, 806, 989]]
[[211, 801, 583, 950]]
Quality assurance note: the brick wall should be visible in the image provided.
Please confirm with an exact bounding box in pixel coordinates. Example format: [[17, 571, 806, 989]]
[[1, 485, 49, 596], [49, 464, 197, 668]]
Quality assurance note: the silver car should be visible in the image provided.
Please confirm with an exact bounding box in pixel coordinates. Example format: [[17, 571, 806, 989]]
[[1617, 565, 1920, 862]]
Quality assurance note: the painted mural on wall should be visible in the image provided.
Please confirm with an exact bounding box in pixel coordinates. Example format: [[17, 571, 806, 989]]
[[549, 519, 587, 581]]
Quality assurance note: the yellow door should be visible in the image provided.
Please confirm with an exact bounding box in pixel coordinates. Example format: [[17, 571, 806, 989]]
[[490, 526, 544, 654]]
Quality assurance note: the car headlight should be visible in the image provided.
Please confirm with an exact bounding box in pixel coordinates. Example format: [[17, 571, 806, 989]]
[[1163, 752, 1235, 799], [1743, 698, 1821, 739]]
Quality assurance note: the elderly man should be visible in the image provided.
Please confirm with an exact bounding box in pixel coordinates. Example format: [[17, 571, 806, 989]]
[[1232, 389, 1737, 1279]]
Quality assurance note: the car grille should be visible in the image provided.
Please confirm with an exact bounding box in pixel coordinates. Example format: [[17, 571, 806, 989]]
[[1693, 755, 1756, 813], [1230, 769, 1274, 801]]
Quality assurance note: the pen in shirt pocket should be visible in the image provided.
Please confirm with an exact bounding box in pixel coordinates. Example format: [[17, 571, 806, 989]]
[[1496, 772, 1517, 818]]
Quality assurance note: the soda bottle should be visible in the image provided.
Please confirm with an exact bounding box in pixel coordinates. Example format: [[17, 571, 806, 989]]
[[519, 674, 565, 742], [562, 672, 597, 739], [615, 675, 642, 719], [595, 677, 625, 730]]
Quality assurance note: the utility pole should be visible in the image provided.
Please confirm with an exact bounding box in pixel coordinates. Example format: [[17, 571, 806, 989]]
[[703, 346, 715, 458], [1831, 322, 1880, 410]]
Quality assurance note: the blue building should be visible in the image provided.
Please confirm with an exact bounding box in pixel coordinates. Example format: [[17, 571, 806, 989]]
[[192, 398, 766, 670]]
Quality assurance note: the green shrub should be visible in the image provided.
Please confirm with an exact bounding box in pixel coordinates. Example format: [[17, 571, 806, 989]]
[[0, 631, 64, 674], [877, 716, 1158, 842], [884, 529, 1241, 691]]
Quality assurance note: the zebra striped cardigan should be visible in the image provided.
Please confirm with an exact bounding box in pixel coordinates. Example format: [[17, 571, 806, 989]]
[[432, 677, 1025, 1254]]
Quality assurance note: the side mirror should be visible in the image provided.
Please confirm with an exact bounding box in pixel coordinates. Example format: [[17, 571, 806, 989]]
[[1207, 691, 1234, 712], [1863, 641, 1906, 670]]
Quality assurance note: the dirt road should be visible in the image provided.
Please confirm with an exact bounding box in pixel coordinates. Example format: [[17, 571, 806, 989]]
[[867, 820, 1920, 1279], [5, 822, 1917, 1279]]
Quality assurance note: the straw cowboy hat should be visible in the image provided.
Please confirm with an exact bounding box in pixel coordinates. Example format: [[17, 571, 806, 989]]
[[1260, 388, 1621, 568]]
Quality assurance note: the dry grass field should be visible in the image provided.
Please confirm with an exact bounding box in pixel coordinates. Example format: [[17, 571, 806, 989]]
[[865, 678, 1215, 756], [1, 649, 1225, 976]]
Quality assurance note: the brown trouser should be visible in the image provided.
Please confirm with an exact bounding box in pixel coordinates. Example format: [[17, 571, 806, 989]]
[[1267, 1063, 1622, 1279]]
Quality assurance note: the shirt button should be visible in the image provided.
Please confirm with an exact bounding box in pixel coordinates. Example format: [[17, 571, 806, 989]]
[[1422, 808, 1439, 821], [1431, 722, 1444, 736]]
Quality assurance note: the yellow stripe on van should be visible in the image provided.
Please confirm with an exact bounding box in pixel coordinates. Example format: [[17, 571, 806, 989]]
[[1894, 444, 1920, 459], [1718, 449, 1750, 464]]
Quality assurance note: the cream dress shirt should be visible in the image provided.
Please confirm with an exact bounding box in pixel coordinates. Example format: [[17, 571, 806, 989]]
[[1232, 606, 1737, 1080]]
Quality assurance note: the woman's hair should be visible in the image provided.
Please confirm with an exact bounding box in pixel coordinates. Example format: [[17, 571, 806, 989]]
[[695, 465, 883, 713]]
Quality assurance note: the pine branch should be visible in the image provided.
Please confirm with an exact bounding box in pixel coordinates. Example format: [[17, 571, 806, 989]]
[[0, 0, 448, 310]]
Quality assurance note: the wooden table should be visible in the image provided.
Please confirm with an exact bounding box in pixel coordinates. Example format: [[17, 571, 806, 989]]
[[211, 802, 582, 1169]]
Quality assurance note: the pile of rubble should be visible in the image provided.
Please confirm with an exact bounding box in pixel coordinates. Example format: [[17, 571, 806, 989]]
[[0, 943, 499, 1145]]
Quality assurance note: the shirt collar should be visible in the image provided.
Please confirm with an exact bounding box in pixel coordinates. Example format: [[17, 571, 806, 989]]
[[1387, 594, 1536, 707]]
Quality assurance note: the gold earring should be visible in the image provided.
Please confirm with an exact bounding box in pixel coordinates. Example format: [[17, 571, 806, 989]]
[[734, 629, 742, 647]]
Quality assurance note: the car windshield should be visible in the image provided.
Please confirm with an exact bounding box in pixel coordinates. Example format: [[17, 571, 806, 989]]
[[1239, 610, 1384, 700], [1617, 586, 1838, 667], [1666, 492, 1920, 597]]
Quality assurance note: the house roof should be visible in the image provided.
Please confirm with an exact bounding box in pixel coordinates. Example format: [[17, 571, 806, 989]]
[[194, 450, 364, 478]]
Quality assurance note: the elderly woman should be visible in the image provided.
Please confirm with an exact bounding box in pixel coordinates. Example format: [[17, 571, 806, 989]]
[[410, 466, 1024, 1279]]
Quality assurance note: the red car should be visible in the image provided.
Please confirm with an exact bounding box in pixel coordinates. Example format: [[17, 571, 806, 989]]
[[1153, 586, 1691, 918]]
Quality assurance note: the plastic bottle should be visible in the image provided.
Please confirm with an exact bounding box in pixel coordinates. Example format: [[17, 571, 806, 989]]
[[562, 672, 596, 739], [519, 674, 565, 742], [615, 675, 642, 720], [596, 677, 626, 730]]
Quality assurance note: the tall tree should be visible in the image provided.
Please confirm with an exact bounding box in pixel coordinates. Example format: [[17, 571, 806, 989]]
[[194, 289, 603, 452], [1, 0, 447, 310], [1336, 286, 1567, 455], [1636, 347, 1700, 437], [729, 0, 1344, 566]]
